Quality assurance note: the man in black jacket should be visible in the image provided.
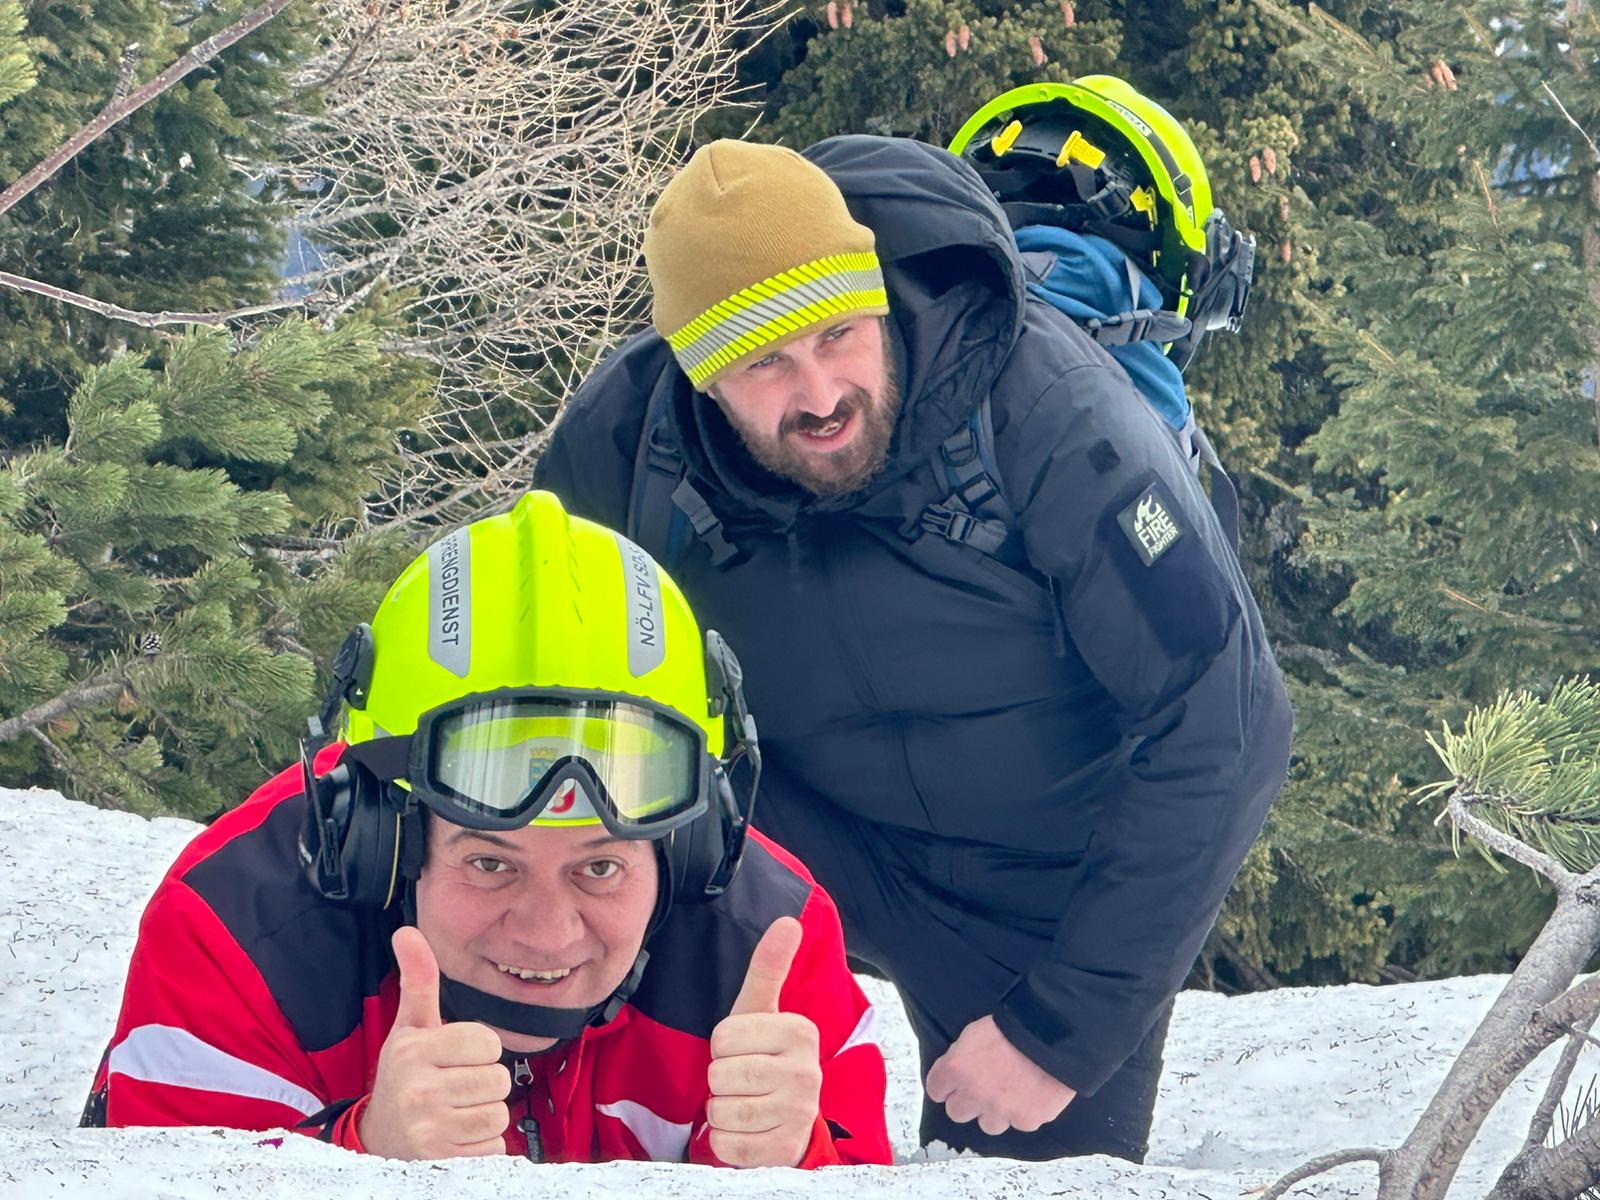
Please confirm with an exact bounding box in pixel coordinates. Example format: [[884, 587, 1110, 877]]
[[533, 136, 1293, 1161]]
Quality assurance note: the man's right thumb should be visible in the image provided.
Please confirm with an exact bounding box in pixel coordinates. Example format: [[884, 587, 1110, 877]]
[[391, 925, 443, 1030]]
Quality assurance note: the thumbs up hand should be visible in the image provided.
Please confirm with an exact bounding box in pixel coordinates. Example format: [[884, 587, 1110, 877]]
[[705, 917, 822, 1168], [357, 926, 512, 1160]]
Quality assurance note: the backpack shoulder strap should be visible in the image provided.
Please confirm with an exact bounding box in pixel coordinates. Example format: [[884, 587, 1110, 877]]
[[627, 380, 741, 569], [1018, 248, 1191, 349], [919, 390, 1239, 569], [917, 395, 1027, 569]]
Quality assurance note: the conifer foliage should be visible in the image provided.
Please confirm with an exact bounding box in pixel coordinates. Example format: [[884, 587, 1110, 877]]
[[0, 5, 433, 818], [1263, 0, 1600, 984], [0, 316, 431, 818]]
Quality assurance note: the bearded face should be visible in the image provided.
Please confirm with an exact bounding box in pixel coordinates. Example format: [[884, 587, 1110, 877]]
[[707, 318, 900, 499]]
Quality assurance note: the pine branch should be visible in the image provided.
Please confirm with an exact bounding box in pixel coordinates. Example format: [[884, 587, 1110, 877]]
[[1542, 80, 1600, 163], [1556, 2, 1600, 454], [0, 270, 312, 329], [28, 727, 127, 811], [1214, 930, 1282, 992], [1447, 793, 1574, 888], [1246, 463, 1316, 501], [1439, 585, 1590, 634], [0, 666, 134, 744], [248, 533, 346, 552], [0, 0, 293, 222]]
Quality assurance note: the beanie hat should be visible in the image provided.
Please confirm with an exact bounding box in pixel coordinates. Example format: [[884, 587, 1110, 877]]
[[644, 140, 891, 391]]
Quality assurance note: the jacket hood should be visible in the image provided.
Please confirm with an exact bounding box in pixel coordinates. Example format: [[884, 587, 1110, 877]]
[[669, 135, 1027, 528]]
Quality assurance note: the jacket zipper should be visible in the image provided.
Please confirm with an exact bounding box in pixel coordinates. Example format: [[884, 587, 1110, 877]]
[[513, 1059, 542, 1163]]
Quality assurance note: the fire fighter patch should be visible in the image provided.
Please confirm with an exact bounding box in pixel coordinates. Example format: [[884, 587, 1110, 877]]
[[1099, 471, 1238, 664], [1116, 481, 1184, 566]]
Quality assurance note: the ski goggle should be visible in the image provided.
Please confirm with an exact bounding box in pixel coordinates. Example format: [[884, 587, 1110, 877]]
[[1187, 211, 1255, 334], [340, 689, 711, 839], [1169, 210, 1255, 370]]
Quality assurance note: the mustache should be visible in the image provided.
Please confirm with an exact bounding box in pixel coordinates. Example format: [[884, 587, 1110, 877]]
[[781, 391, 863, 437]]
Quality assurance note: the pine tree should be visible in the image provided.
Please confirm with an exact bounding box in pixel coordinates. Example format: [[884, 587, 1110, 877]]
[[738, 0, 1122, 145], [0, 0, 318, 441], [0, 315, 432, 819], [0, 0, 33, 110], [0, 7, 436, 817], [1237, 0, 1600, 986]]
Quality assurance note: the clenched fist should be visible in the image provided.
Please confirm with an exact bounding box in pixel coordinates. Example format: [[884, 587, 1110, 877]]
[[358, 926, 512, 1160]]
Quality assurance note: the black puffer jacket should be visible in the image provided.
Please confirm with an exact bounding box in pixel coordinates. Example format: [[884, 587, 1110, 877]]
[[534, 135, 1293, 1096]]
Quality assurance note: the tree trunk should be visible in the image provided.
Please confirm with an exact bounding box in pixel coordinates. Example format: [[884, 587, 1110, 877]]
[[1377, 891, 1600, 1200]]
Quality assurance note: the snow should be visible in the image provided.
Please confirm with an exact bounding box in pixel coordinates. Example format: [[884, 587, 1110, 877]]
[[0, 787, 1588, 1198]]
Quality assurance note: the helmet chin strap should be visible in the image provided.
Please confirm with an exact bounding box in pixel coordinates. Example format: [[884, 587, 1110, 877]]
[[437, 951, 649, 1041]]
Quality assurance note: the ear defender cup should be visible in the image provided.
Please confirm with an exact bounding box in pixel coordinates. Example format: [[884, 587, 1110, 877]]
[[298, 758, 407, 910], [665, 759, 741, 902]]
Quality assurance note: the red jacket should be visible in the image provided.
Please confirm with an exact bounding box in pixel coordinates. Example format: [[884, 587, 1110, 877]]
[[87, 754, 892, 1167]]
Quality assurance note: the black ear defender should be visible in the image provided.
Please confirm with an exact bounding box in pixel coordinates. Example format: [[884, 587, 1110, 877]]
[[297, 624, 412, 909], [668, 629, 761, 902]]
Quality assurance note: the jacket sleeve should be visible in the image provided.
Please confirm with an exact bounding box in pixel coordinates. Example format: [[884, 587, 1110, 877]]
[[688, 872, 893, 1168], [989, 361, 1293, 1097], [98, 869, 363, 1142], [94, 758, 383, 1149]]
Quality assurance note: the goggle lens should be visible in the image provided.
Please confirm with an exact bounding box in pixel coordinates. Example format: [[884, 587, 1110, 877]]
[[427, 696, 701, 831]]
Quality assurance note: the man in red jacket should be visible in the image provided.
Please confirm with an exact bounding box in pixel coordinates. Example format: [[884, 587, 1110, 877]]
[[85, 491, 892, 1168]]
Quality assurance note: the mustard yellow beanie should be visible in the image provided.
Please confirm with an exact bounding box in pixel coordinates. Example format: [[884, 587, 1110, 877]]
[[644, 140, 890, 391]]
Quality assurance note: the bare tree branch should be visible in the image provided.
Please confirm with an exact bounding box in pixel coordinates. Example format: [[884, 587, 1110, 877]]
[[0, 668, 132, 744], [0, 270, 316, 329], [1523, 1012, 1597, 1153], [1257, 1147, 1387, 1198], [0, 0, 294, 222], [277, 0, 790, 524]]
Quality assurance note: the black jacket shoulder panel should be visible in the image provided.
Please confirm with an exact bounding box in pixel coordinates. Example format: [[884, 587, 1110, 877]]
[[629, 840, 813, 1040], [181, 796, 396, 1055], [533, 327, 678, 533]]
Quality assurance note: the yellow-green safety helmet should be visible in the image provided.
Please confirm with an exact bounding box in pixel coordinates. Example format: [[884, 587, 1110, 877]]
[[298, 491, 760, 1041], [347, 488, 722, 759], [949, 75, 1254, 366], [304, 489, 759, 911]]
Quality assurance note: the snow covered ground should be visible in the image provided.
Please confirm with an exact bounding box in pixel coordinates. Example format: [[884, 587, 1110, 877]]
[[0, 786, 1586, 1198]]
